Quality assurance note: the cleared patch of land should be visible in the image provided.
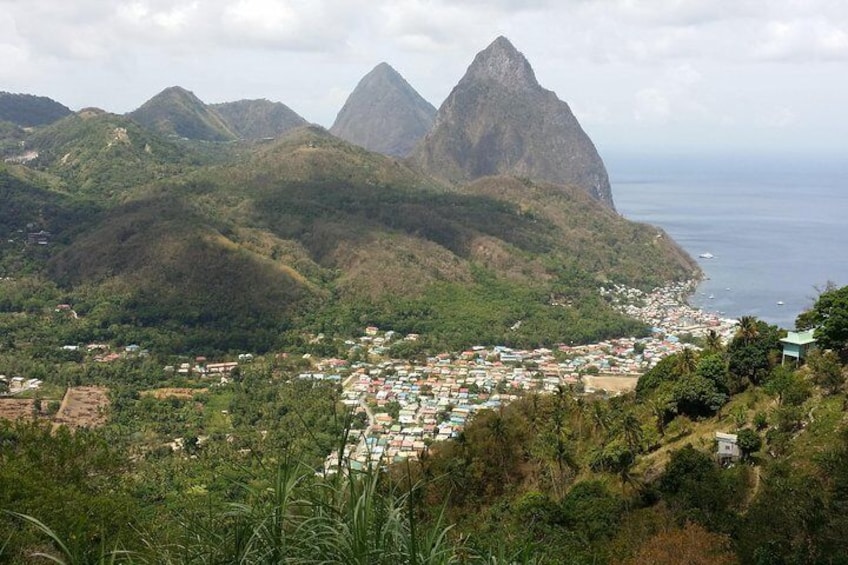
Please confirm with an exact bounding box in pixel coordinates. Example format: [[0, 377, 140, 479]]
[[582, 375, 639, 394], [53, 386, 109, 430], [142, 387, 202, 400], [0, 398, 41, 422]]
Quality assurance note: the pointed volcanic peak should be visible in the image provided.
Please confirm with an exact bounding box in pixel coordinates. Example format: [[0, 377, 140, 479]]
[[128, 86, 237, 142], [0, 91, 72, 127], [330, 62, 437, 157], [409, 36, 614, 208], [211, 99, 308, 140]]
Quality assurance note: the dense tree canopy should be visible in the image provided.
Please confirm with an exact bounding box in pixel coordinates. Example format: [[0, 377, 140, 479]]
[[797, 284, 848, 353]]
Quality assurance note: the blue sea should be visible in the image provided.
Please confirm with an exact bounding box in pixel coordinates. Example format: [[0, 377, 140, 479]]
[[609, 153, 848, 330]]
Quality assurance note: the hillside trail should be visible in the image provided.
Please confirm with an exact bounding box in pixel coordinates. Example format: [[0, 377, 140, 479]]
[[741, 465, 762, 513], [51, 387, 72, 433]]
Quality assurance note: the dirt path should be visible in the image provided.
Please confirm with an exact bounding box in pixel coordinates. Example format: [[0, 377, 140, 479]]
[[51, 388, 72, 432], [741, 465, 762, 513]]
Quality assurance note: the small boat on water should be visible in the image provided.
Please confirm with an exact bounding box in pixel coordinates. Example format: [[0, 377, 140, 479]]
[[699, 252, 715, 259], [777, 301, 785, 306], [708, 294, 715, 300]]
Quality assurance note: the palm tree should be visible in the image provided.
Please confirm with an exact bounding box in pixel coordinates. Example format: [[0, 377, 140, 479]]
[[588, 400, 610, 443], [621, 411, 644, 455], [735, 315, 760, 344], [676, 347, 698, 376], [705, 329, 723, 354]]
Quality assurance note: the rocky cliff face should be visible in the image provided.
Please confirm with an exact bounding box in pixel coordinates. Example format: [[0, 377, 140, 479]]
[[330, 63, 436, 157], [409, 36, 614, 208]]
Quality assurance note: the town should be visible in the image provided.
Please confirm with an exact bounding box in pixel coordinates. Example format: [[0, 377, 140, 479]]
[[0, 281, 739, 471], [315, 282, 738, 473]]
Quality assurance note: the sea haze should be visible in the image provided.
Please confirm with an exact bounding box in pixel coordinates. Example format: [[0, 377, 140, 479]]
[[609, 153, 848, 330]]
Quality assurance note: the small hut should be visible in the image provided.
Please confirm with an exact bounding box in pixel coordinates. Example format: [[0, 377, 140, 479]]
[[716, 432, 740, 463]]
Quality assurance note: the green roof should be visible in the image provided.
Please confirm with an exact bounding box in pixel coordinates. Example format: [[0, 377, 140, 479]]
[[781, 330, 817, 346]]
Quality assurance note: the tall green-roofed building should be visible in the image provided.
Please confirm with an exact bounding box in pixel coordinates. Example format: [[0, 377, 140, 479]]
[[780, 330, 817, 365]]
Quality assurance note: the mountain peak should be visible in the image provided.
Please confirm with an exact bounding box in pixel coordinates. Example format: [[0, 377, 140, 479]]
[[330, 63, 436, 157], [409, 37, 614, 208], [211, 99, 307, 140], [128, 86, 237, 142], [465, 36, 540, 91]]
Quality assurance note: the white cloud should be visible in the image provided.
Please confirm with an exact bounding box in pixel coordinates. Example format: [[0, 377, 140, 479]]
[[0, 0, 846, 153], [759, 105, 797, 128], [753, 17, 848, 61], [633, 63, 705, 124]]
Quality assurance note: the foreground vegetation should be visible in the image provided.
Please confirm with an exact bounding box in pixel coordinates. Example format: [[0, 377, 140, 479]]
[[3, 284, 848, 563]]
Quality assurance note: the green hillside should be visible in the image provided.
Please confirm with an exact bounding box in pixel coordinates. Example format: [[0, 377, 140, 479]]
[[0, 164, 97, 274], [25, 110, 200, 197], [33, 126, 696, 352], [211, 98, 308, 139], [0, 91, 72, 127], [128, 86, 238, 142]]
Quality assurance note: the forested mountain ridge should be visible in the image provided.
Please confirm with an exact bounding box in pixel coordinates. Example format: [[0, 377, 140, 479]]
[[31, 125, 695, 353], [0, 91, 72, 127], [211, 98, 308, 140]]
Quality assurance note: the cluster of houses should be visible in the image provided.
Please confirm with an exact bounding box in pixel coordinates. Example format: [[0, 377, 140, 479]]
[[320, 283, 749, 472], [603, 282, 738, 343], [320, 334, 704, 472], [164, 354, 251, 378], [0, 374, 42, 395]]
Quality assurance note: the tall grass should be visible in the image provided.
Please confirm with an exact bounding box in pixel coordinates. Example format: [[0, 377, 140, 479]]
[[154, 460, 464, 564], [7, 459, 539, 564]]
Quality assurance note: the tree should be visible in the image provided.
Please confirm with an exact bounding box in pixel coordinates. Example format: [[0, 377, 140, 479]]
[[672, 374, 727, 418], [806, 349, 845, 395], [736, 315, 760, 344], [659, 445, 737, 529], [696, 353, 728, 393], [636, 354, 679, 398], [727, 319, 781, 388], [704, 329, 724, 354], [736, 429, 762, 461], [764, 365, 810, 407], [621, 411, 644, 455], [676, 348, 698, 376], [797, 284, 848, 354]]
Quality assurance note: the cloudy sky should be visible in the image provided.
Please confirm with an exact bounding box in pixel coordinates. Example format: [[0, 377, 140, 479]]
[[2, 0, 847, 157]]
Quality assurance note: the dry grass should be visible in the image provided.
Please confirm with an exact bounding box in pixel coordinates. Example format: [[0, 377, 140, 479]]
[[52, 386, 109, 430], [583, 375, 639, 394], [141, 387, 200, 400], [0, 398, 42, 422]]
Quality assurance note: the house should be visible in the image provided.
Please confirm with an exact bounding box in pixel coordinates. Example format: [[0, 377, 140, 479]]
[[27, 230, 51, 245], [780, 330, 817, 365], [716, 432, 740, 463], [207, 362, 238, 374]]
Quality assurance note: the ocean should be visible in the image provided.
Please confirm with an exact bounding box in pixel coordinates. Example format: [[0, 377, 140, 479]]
[[609, 153, 848, 330]]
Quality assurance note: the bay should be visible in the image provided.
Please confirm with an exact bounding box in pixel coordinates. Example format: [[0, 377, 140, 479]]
[[609, 153, 848, 330]]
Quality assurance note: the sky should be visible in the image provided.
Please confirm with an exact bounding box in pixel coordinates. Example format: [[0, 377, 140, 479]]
[[2, 0, 847, 157]]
